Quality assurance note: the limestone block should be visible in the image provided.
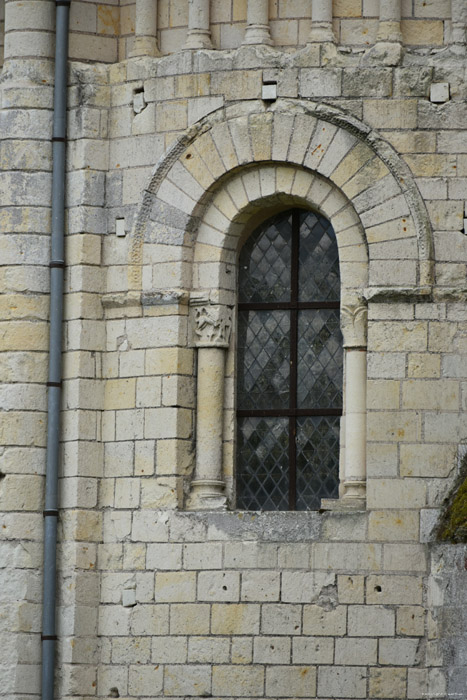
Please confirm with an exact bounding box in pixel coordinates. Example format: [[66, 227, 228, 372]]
[[123, 543, 146, 570], [170, 603, 210, 635], [198, 571, 240, 602], [128, 664, 163, 696], [152, 635, 187, 664], [300, 68, 341, 97], [188, 635, 230, 663], [367, 574, 423, 605], [313, 543, 382, 571], [68, 33, 117, 64], [368, 510, 419, 541], [97, 664, 128, 697], [132, 441, 154, 477], [367, 478, 426, 509], [303, 605, 346, 636], [226, 636, 251, 664], [337, 575, 365, 604], [348, 605, 395, 636], [144, 407, 192, 440], [407, 353, 440, 378], [111, 636, 151, 664], [383, 544, 428, 572], [379, 638, 419, 665], [254, 636, 291, 664], [212, 664, 264, 697], [211, 603, 260, 635], [98, 606, 130, 636], [145, 542, 181, 570], [343, 67, 392, 97], [241, 570, 280, 601], [292, 636, 334, 664], [155, 571, 197, 603], [369, 667, 407, 698], [397, 605, 425, 636], [97, 543, 123, 570], [104, 441, 133, 477], [318, 665, 367, 699], [182, 542, 222, 570], [404, 153, 457, 177], [130, 605, 169, 636], [367, 380, 400, 410], [335, 637, 377, 665], [281, 571, 335, 603], [363, 99, 417, 129], [262, 604, 302, 635], [277, 543, 311, 568], [400, 443, 456, 478], [131, 511, 169, 542], [223, 541, 277, 568], [266, 665, 317, 698], [114, 478, 140, 509]]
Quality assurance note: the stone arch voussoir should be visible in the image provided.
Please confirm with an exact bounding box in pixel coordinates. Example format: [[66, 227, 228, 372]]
[[128, 99, 433, 295]]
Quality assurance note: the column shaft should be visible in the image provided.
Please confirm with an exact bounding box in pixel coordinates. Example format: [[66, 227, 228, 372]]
[[185, 0, 212, 50], [342, 349, 367, 504], [309, 0, 335, 43], [189, 347, 227, 508], [130, 0, 159, 57], [243, 0, 272, 45], [4, 0, 55, 62], [377, 0, 402, 42], [451, 0, 467, 47]]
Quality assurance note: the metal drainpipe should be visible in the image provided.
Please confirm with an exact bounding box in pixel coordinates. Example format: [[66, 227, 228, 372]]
[[42, 1, 71, 699]]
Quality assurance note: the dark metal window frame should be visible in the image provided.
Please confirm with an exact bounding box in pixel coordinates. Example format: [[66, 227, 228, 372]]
[[237, 208, 342, 510]]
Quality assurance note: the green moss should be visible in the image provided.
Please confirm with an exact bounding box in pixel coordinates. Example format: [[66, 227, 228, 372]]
[[439, 471, 467, 543]]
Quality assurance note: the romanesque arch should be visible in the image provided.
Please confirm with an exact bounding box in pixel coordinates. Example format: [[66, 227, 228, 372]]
[[125, 99, 434, 509]]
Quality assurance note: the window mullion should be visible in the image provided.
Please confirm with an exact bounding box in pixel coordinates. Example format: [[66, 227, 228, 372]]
[[289, 210, 300, 510]]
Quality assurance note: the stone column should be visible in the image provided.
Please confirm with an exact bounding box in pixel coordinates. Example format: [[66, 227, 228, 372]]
[[340, 301, 368, 508], [450, 0, 467, 50], [184, 0, 212, 50], [130, 0, 160, 57], [187, 300, 232, 510], [3, 0, 55, 62], [376, 0, 402, 43], [243, 0, 272, 46], [308, 0, 335, 44]]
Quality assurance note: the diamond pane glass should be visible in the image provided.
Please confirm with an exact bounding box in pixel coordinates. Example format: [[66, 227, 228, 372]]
[[237, 310, 290, 410], [298, 210, 340, 302], [239, 212, 292, 303], [297, 309, 343, 409], [296, 416, 340, 510], [237, 417, 289, 510]]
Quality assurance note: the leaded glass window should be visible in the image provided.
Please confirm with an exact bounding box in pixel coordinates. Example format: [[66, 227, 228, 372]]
[[236, 208, 343, 510]]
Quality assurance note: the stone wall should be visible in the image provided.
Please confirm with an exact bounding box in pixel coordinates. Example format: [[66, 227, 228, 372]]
[[1, 1, 467, 699]]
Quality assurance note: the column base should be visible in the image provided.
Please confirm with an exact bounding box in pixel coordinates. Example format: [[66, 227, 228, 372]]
[[308, 24, 336, 44], [184, 30, 213, 50], [321, 496, 366, 512], [186, 479, 227, 511], [243, 25, 273, 46], [129, 36, 161, 58]]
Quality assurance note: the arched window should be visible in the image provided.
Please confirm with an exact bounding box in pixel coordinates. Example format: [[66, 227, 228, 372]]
[[236, 208, 343, 510]]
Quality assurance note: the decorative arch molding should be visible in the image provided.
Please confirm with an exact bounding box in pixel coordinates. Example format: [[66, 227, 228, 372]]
[[128, 98, 433, 295], [123, 99, 434, 511]]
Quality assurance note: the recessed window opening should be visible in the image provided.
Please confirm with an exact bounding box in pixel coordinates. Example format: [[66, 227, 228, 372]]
[[236, 208, 343, 511]]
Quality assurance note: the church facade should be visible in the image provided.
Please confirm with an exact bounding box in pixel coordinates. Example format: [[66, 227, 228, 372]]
[[1, 1, 467, 698]]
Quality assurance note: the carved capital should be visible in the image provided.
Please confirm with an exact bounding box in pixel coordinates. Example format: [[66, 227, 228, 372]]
[[191, 302, 233, 348], [341, 300, 368, 348]]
